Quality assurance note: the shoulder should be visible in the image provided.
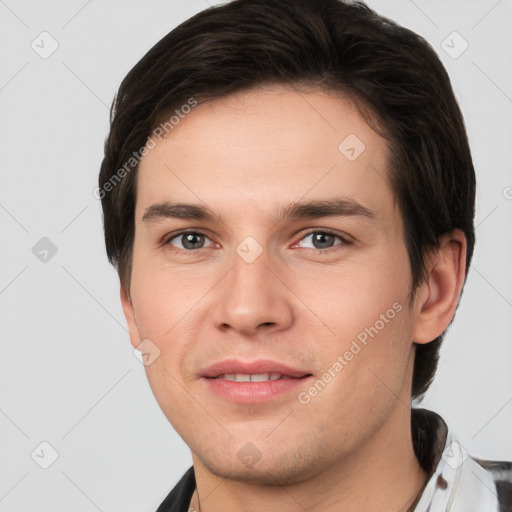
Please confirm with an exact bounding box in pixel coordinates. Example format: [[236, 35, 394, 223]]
[[475, 458, 512, 512]]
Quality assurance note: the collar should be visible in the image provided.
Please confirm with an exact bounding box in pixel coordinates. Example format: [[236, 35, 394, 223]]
[[410, 408, 500, 512]]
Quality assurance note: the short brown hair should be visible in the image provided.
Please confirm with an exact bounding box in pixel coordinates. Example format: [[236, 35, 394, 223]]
[[99, 0, 476, 398]]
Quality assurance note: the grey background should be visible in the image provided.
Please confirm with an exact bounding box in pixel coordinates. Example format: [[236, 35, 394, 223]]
[[0, 0, 511, 510]]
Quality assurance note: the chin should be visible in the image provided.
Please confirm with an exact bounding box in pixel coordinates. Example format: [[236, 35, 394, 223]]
[[198, 448, 324, 486]]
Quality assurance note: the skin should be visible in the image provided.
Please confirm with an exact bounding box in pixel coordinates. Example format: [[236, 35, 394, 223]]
[[121, 85, 467, 512]]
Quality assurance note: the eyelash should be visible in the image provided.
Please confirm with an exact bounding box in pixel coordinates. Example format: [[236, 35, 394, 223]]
[[162, 228, 352, 254], [294, 229, 352, 252]]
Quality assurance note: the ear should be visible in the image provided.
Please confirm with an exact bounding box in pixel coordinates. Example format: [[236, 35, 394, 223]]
[[412, 229, 467, 344], [120, 286, 143, 350]]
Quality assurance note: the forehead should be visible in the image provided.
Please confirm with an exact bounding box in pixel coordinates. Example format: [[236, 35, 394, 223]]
[[136, 86, 395, 223]]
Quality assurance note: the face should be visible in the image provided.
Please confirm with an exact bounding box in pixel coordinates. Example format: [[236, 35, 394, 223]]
[[123, 86, 421, 485]]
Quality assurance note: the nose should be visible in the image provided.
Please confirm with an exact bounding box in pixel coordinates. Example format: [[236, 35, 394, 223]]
[[210, 244, 294, 337]]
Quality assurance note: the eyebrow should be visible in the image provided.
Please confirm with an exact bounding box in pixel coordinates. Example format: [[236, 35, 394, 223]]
[[141, 197, 376, 224], [142, 202, 220, 223], [276, 197, 376, 222]]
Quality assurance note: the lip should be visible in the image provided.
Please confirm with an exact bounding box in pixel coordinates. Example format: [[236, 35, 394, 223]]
[[200, 359, 313, 404], [203, 378, 313, 404], [200, 359, 311, 379]]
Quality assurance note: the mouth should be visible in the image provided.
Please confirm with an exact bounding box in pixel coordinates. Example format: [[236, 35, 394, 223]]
[[213, 373, 295, 382], [200, 359, 311, 379], [200, 359, 313, 403]]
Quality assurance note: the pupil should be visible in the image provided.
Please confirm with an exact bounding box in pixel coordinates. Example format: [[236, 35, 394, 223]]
[[313, 233, 334, 249], [183, 233, 203, 249]]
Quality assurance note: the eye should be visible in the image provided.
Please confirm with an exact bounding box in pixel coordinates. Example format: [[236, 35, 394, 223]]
[[296, 230, 349, 251], [166, 231, 214, 251]]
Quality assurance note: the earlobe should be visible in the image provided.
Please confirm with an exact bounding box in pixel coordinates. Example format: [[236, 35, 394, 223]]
[[412, 229, 467, 344], [120, 286, 142, 349]]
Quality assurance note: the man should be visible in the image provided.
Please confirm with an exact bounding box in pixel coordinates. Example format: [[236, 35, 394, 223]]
[[98, 0, 511, 510]]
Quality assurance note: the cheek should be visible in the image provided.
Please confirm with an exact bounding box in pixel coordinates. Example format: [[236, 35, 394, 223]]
[[296, 304, 413, 439], [129, 256, 217, 401], [291, 251, 410, 334], [130, 251, 210, 335], [290, 248, 413, 396]]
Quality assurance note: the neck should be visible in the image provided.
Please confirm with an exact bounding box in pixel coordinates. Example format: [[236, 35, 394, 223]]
[[190, 402, 427, 512]]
